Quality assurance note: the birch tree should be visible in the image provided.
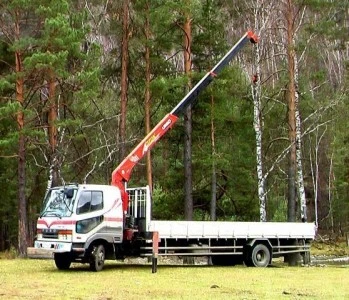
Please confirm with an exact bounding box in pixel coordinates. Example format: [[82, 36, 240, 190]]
[[294, 36, 307, 222], [249, 0, 268, 222], [239, 0, 273, 221]]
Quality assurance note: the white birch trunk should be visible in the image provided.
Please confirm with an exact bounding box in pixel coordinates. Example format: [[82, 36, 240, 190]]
[[309, 128, 326, 228], [46, 165, 54, 195], [255, 98, 266, 222], [252, 1, 266, 222], [328, 152, 334, 232], [210, 95, 217, 221], [252, 58, 266, 221], [294, 41, 307, 222], [309, 136, 318, 228]]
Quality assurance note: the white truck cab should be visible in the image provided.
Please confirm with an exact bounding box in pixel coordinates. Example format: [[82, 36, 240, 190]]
[[35, 184, 125, 271]]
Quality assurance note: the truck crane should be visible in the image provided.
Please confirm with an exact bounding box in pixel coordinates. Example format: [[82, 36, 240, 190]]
[[30, 31, 316, 272], [112, 31, 258, 213]]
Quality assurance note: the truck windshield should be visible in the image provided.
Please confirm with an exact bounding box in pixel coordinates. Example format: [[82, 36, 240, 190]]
[[40, 188, 77, 218]]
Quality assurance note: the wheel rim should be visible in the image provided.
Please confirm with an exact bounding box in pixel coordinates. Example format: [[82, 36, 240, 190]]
[[256, 251, 265, 262]]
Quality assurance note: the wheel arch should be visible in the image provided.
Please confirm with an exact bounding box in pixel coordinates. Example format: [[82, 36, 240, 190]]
[[85, 236, 115, 259], [246, 238, 272, 251]]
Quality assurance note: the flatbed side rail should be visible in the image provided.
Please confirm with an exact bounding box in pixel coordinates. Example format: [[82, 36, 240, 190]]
[[139, 237, 312, 258]]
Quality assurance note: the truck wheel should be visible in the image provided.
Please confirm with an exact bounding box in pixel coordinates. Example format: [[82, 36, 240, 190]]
[[54, 253, 72, 270], [250, 244, 270, 267], [89, 244, 105, 272]]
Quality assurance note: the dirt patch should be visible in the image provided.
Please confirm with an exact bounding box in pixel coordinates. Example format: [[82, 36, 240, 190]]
[[311, 255, 349, 266]]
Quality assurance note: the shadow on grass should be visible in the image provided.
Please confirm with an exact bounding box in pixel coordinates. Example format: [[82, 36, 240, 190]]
[[40, 258, 295, 273], [41, 260, 220, 273]]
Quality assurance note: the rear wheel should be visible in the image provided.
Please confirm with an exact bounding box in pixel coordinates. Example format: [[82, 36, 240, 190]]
[[54, 252, 72, 270], [250, 244, 270, 267], [89, 244, 105, 272]]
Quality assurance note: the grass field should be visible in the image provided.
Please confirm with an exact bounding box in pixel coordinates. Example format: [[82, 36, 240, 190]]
[[0, 258, 348, 299]]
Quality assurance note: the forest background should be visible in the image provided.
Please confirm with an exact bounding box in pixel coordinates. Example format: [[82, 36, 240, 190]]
[[0, 0, 348, 256]]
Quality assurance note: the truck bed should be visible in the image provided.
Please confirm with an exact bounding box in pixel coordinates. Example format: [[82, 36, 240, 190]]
[[148, 220, 316, 240]]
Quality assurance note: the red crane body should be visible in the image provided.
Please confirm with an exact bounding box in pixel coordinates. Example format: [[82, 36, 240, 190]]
[[111, 31, 258, 212]]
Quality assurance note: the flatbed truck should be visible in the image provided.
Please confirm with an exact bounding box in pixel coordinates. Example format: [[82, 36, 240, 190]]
[[30, 31, 316, 271]]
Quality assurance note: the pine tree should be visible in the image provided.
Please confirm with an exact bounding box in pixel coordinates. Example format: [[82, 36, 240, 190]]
[[0, 0, 100, 253]]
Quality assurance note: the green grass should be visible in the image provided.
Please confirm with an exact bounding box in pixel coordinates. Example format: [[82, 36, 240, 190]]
[[0, 259, 348, 299]]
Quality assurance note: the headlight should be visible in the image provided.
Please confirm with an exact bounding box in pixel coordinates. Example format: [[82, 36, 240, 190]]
[[36, 229, 43, 239], [58, 230, 72, 240]]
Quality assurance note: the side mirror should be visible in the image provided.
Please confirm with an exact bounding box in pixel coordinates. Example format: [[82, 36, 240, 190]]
[[65, 188, 74, 199]]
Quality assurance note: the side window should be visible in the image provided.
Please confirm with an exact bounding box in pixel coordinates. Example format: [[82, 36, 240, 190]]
[[77, 191, 103, 214], [91, 192, 103, 211], [77, 192, 91, 214]]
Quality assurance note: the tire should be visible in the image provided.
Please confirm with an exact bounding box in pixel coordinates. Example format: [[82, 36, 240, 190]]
[[250, 244, 270, 267], [89, 244, 105, 272], [54, 252, 72, 270]]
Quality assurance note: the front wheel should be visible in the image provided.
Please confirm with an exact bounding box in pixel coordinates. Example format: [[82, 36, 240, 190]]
[[89, 244, 105, 272], [250, 244, 270, 267], [54, 252, 72, 270]]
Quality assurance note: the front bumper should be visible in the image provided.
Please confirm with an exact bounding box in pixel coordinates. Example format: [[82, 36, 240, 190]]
[[34, 240, 72, 253]]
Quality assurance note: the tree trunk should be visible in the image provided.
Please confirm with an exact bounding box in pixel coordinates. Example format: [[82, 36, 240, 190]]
[[183, 13, 193, 221], [119, 0, 130, 162], [144, 1, 153, 190], [15, 48, 28, 257], [48, 69, 59, 187], [18, 133, 27, 256], [294, 46, 307, 222], [253, 78, 266, 221], [309, 128, 326, 228], [286, 0, 297, 222], [210, 95, 217, 221], [252, 35, 266, 222]]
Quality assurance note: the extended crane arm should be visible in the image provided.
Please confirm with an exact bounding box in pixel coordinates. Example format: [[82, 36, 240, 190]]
[[111, 31, 257, 210]]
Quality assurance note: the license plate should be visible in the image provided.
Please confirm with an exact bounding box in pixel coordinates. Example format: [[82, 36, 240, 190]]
[[54, 242, 72, 252], [35, 241, 71, 252], [42, 242, 53, 249], [34, 241, 52, 249]]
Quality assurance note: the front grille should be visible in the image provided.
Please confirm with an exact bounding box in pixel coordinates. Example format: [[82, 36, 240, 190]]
[[42, 229, 58, 239]]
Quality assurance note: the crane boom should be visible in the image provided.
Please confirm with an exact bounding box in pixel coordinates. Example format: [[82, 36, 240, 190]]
[[112, 31, 257, 211]]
